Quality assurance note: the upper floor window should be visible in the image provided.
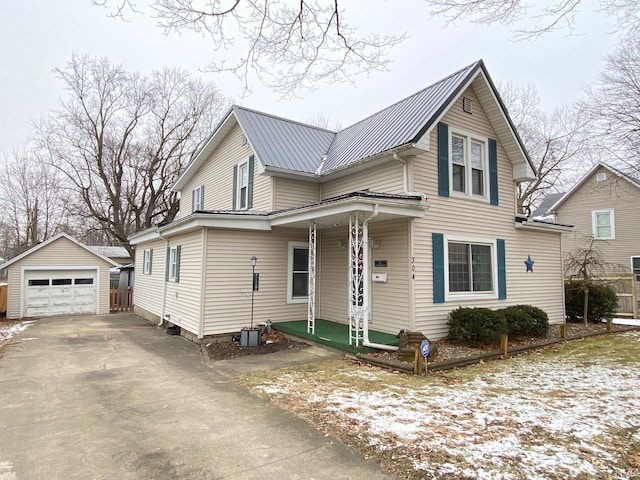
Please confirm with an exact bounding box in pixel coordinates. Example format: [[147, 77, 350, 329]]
[[237, 160, 249, 210], [143, 248, 153, 275], [192, 185, 204, 212], [592, 209, 615, 240], [450, 130, 488, 199]]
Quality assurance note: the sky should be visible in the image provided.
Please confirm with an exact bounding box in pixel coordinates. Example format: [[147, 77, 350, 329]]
[[0, 1, 623, 156]]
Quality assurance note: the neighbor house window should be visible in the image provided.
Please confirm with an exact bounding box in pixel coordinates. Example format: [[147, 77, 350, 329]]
[[167, 245, 181, 282], [287, 242, 309, 303], [632, 256, 640, 281], [447, 241, 494, 294], [237, 160, 249, 210], [450, 130, 487, 198], [192, 185, 204, 212], [592, 209, 615, 239], [143, 248, 153, 275]]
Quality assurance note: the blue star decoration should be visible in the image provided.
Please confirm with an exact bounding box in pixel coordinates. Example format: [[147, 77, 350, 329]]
[[524, 255, 535, 272]]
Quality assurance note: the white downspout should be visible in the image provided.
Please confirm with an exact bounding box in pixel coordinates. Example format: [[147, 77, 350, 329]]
[[395, 153, 426, 201], [360, 204, 398, 351], [158, 227, 169, 328]]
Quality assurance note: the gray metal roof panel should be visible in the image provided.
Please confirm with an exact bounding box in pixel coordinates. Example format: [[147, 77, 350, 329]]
[[531, 192, 565, 217], [321, 61, 482, 172], [233, 106, 335, 174]]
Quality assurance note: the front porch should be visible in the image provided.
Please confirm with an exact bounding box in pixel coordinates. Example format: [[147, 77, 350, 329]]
[[275, 318, 399, 353]]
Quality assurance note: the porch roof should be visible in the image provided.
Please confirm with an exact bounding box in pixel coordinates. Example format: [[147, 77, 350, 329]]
[[130, 191, 427, 243]]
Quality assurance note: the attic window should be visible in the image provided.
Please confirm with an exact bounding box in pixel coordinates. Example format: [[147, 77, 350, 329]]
[[596, 172, 607, 182], [463, 97, 473, 114]]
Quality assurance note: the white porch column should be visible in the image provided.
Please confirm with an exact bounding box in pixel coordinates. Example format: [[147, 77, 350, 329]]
[[307, 221, 317, 334], [348, 213, 365, 346]]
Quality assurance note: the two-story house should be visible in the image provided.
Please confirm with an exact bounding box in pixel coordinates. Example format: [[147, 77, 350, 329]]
[[536, 162, 640, 277], [130, 60, 570, 346]]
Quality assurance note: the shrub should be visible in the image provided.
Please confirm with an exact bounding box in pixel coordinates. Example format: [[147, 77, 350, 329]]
[[565, 281, 618, 323], [447, 307, 506, 347], [500, 305, 549, 338]]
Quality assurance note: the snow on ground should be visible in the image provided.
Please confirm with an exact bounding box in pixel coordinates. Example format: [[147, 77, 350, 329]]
[[0, 320, 34, 344], [250, 332, 640, 479]]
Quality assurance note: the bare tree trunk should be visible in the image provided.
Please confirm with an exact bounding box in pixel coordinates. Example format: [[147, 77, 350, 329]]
[[583, 285, 590, 325]]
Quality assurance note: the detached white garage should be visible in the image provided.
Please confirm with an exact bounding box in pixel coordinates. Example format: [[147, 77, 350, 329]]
[[2, 233, 119, 319]]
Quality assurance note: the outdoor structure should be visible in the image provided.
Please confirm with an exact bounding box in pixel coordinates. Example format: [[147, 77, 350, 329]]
[[534, 162, 640, 317], [1, 233, 119, 319], [130, 60, 571, 345]]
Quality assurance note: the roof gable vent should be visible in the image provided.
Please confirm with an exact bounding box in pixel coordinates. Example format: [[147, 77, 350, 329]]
[[596, 172, 607, 182], [463, 97, 473, 114]]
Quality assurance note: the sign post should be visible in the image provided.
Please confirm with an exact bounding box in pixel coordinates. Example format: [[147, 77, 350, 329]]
[[420, 339, 430, 375]]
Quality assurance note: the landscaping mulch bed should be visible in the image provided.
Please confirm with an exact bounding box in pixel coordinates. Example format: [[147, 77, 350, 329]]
[[204, 329, 310, 361], [360, 322, 638, 371]]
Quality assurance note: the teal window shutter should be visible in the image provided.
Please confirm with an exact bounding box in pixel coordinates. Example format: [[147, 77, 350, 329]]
[[232, 165, 238, 210], [432, 233, 445, 303], [175, 245, 181, 283], [489, 138, 498, 205], [247, 155, 255, 209], [438, 123, 449, 197], [149, 249, 153, 275], [497, 238, 506, 299], [165, 245, 170, 281]]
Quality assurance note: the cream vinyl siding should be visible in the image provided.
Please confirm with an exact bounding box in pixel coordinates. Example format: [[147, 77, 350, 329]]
[[133, 238, 166, 318], [164, 231, 204, 335], [556, 166, 640, 270], [321, 160, 405, 199], [6, 236, 112, 319], [274, 177, 321, 210], [180, 124, 273, 213], [317, 220, 411, 335], [203, 227, 308, 336], [411, 86, 565, 338]]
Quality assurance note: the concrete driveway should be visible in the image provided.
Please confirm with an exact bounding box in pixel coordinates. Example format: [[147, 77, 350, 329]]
[[0, 314, 393, 480]]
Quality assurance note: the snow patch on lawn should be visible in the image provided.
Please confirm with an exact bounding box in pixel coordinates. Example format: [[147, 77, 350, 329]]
[[0, 322, 32, 343], [254, 332, 640, 479]]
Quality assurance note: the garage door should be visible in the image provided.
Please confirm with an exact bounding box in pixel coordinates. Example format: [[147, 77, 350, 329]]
[[24, 270, 97, 317]]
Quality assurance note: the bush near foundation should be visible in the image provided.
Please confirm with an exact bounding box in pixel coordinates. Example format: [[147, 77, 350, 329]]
[[500, 305, 549, 338], [446, 307, 506, 347], [565, 281, 618, 323]]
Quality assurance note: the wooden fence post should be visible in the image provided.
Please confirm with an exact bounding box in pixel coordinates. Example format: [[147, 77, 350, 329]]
[[500, 334, 509, 358], [560, 324, 567, 340], [607, 318, 612, 332], [413, 347, 424, 375]]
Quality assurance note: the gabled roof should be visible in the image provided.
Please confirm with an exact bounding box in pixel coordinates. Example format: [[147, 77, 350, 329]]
[[547, 162, 640, 213], [0, 233, 120, 269], [174, 59, 535, 190], [531, 192, 565, 218]]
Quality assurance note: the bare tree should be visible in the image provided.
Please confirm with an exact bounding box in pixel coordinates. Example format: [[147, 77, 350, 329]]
[[587, 38, 640, 177], [35, 54, 228, 253], [423, 0, 640, 40], [0, 148, 70, 259], [92, 0, 406, 98], [499, 82, 590, 214]]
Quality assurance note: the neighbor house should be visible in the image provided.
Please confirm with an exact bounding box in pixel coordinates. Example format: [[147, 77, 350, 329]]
[[130, 60, 571, 345], [536, 162, 640, 279]]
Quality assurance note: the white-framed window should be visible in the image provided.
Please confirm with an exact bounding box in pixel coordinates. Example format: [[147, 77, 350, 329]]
[[237, 160, 249, 210], [592, 209, 615, 240], [450, 129, 488, 199], [631, 256, 640, 281], [287, 242, 309, 303], [192, 185, 204, 212], [143, 248, 153, 275], [444, 235, 497, 300], [168, 246, 180, 282]]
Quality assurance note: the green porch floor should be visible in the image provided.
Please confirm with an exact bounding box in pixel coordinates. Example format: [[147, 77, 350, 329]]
[[274, 319, 399, 353]]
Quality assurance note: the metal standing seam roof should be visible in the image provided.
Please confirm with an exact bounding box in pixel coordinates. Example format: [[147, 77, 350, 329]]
[[232, 61, 483, 176], [530, 192, 566, 217], [321, 61, 482, 173], [233, 106, 336, 174]]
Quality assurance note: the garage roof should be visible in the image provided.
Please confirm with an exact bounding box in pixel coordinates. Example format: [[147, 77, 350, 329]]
[[0, 233, 120, 269]]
